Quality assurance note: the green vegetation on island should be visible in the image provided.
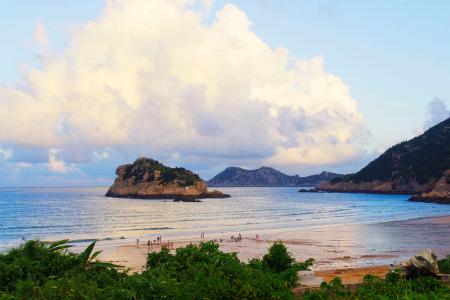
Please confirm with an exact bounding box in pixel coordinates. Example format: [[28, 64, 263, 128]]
[[332, 117, 449, 185], [318, 117, 450, 203], [122, 157, 202, 187], [1, 240, 449, 299]]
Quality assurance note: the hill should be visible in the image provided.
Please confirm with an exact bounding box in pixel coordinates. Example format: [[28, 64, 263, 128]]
[[319, 117, 450, 201], [299, 171, 345, 187], [208, 167, 342, 187], [105, 157, 229, 199]]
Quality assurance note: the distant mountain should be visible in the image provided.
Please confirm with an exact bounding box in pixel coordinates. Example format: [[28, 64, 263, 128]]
[[319, 117, 450, 201], [298, 171, 345, 187], [207, 167, 343, 187]]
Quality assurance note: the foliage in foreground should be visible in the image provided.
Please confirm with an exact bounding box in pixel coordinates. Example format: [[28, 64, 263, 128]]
[[439, 255, 450, 274], [302, 271, 450, 300], [1, 239, 449, 299], [0, 240, 312, 299]]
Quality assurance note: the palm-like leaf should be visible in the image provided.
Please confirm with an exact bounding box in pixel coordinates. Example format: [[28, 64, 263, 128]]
[[81, 241, 96, 266], [79, 241, 121, 269], [47, 239, 73, 252]]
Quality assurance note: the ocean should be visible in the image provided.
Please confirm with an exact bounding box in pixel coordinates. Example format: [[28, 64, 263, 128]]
[[1, 186, 449, 252]]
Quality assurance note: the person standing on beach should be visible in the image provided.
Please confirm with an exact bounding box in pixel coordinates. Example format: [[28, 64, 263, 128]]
[[136, 238, 140, 247]]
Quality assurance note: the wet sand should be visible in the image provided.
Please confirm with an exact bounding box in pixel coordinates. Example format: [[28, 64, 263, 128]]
[[315, 265, 391, 284], [73, 215, 450, 274]]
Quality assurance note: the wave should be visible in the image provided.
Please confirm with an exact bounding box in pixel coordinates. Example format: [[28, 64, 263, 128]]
[[69, 236, 124, 243], [1, 224, 83, 230], [68, 238, 99, 243]]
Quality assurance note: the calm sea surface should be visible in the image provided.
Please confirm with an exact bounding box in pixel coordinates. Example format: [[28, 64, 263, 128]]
[[1, 187, 449, 251]]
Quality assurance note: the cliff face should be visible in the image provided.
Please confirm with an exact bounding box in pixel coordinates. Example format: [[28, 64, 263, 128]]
[[318, 179, 436, 194], [207, 167, 342, 187], [410, 170, 450, 204], [105, 157, 229, 199], [318, 117, 450, 201]]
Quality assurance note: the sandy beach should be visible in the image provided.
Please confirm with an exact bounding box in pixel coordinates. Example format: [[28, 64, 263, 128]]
[[72, 215, 450, 278]]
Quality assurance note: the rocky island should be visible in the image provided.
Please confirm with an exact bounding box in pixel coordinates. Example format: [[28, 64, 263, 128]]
[[105, 157, 230, 200], [315, 117, 450, 204]]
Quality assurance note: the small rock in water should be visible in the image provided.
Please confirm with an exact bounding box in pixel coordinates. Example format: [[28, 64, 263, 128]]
[[173, 196, 201, 202]]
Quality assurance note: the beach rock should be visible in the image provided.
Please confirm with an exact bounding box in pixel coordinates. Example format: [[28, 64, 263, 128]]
[[173, 196, 201, 202], [298, 188, 322, 193], [398, 249, 440, 278], [105, 157, 231, 199]]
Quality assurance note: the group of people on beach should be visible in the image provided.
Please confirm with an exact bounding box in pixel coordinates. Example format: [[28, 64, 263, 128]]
[[230, 233, 242, 242], [136, 236, 164, 247], [135, 232, 262, 251], [230, 233, 263, 242], [142, 236, 174, 250]]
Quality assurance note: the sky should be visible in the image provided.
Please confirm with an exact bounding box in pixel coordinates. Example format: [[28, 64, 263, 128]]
[[0, 0, 449, 187]]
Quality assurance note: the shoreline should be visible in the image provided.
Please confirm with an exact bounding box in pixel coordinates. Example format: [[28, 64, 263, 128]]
[[302, 189, 449, 205], [307, 188, 414, 195], [68, 214, 450, 273], [104, 191, 231, 200]]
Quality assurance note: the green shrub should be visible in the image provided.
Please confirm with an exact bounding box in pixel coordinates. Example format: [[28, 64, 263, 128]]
[[141, 241, 307, 299], [249, 241, 314, 288], [438, 255, 450, 274], [0, 240, 310, 300], [302, 277, 352, 300], [3, 240, 448, 299], [302, 272, 450, 300]]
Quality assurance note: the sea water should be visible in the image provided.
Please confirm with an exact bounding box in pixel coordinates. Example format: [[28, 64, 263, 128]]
[[1, 186, 449, 251]]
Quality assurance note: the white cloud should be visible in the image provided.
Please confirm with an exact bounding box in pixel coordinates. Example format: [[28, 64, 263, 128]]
[[90, 148, 112, 161], [0, 147, 13, 160], [424, 98, 450, 129], [48, 149, 77, 173], [0, 0, 364, 168]]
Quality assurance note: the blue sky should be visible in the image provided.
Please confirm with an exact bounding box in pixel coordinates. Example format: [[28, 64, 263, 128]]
[[0, 0, 449, 186]]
